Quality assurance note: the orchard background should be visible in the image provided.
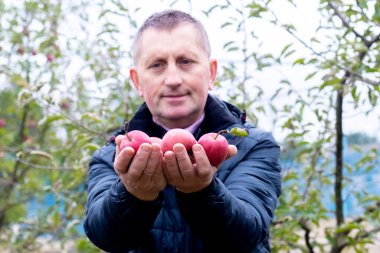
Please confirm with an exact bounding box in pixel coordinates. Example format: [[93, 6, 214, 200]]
[[0, 0, 379, 252]]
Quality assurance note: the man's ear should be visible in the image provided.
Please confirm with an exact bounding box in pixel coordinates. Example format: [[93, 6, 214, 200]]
[[130, 67, 143, 96], [208, 59, 218, 90]]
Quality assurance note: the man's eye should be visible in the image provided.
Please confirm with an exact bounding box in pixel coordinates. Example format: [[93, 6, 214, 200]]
[[180, 59, 191, 65], [150, 62, 162, 68]]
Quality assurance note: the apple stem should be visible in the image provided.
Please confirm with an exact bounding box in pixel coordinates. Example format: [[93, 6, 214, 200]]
[[124, 121, 132, 141], [217, 127, 248, 138], [216, 130, 228, 139]]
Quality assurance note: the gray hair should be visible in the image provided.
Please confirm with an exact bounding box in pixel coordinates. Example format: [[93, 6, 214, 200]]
[[132, 10, 211, 62]]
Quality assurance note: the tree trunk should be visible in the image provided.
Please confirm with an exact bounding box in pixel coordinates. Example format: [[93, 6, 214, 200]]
[[335, 86, 344, 226], [331, 82, 346, 253]]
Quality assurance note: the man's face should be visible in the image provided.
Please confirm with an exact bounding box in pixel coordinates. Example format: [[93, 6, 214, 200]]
[[130, 23, 217, 129]]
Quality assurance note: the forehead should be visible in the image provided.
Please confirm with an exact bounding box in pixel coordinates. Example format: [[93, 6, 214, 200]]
[[134, 24, 207, 63]]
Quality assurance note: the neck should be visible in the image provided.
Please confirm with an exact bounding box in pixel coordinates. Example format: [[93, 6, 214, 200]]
[[153, 113, 205, 134]]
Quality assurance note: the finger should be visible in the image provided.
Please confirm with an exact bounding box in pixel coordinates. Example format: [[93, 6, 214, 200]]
[[114, 147, 135, 175], [115, 135, 125, 155], [173, 143, 194, 179], [226, 144, 237, 160], [163, 150, 182, 183], [143, 143, 162, 177], [128, 143, 151, 179], [192, 144, 213, 177]]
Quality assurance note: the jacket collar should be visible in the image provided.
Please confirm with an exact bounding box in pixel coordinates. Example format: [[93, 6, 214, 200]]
[[113, 94, 243, 139], [198, 94, 242, 137]]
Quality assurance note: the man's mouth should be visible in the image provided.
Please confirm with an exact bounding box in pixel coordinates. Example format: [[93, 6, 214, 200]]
[[162, 93, 188, 103], [163, 93, 187, 97]]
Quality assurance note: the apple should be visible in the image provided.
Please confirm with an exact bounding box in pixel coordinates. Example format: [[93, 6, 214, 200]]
[[59, 100, 70, 110], [119, 130, 152, 152], [22, 135, 33, 144], [198, 132, 229, 167], [0, 118, 6, 128], [149, 137, 162, 146], [46, 53, 54, 62], [17, 46, 25, 55], [161, 128, 196, 157]]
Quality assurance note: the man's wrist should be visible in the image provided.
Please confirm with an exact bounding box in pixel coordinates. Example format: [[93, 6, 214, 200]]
[[133, 192, 160, 201], [123, 183, 160, 201], [175, 177, 215, 194]]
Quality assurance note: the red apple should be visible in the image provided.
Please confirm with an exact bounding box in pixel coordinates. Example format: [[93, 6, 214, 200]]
[[149, 137, 162, 146], [198, 132, 229, 167], [119, 130, 152, 152], [59, 100, 70, 110], [46, 53, 54, 62], [17, 46, 25, 55], [0, 118, 6, 128], [22, 135, 33, 144], [161, 128, 196, 157]]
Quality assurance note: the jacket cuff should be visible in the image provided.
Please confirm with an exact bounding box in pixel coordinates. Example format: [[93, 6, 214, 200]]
[[111, 179, 163, 205]]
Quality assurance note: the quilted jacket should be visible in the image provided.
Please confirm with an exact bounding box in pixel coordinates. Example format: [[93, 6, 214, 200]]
[[84, 94, 282, 252]]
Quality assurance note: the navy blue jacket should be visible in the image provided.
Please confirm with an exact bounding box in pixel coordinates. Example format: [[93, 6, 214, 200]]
[[84, 95, 282, 252]]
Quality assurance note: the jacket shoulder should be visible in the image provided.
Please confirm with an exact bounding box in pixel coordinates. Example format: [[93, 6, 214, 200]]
[[90, 143, 116, 168], [218, 124, 281, 180], [244, 124, 279, 149]]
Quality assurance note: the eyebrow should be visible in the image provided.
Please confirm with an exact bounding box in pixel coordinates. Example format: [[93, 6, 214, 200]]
[[142, 50, 201, 65]]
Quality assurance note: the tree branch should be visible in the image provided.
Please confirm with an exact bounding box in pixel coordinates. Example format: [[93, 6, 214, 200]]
[[302, 121, 329, 201], [355, 0, 371, 22], [338, 226, 380, 250], [327, 2, 368, 44], [15, 157, 80, 171], [263, 2, 379, 87], [33, 96, 109, 140], [299, 218, 315, 253]]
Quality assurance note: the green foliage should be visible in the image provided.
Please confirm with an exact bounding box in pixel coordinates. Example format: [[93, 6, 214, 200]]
[[0, 0, 379, 252], [256, 0, 380, 252], [0, 0, 138, 252]]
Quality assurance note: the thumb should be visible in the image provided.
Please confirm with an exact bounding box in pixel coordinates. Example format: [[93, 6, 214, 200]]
[[115, 135, 125, 155], [226, 145, 237, 160]]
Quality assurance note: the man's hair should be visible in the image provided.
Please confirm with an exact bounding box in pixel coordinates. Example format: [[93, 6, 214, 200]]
[[132, 10, 211, 62]]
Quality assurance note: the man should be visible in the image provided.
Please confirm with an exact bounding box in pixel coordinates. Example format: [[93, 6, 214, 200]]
[[84, 10, 282, 253]]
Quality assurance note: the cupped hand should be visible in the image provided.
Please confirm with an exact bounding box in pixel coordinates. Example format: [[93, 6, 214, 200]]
[[163, 143, 237, 193], [114, 135, 166, 201]]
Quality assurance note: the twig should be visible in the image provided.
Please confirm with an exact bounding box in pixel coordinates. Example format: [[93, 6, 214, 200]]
[[33, 96, 108, 140], [15, 157, 82, 171], [327, 2, 367, 44], [299, 218, 315, 253], [263, 2, 379, 87], [339, 226, 380, 249], [355, 0, 371, 22]]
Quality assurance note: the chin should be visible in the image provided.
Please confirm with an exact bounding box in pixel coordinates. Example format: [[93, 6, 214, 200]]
[[165, 111, 191, 120], [161, 109, 198, 122], [164, 105, 190, 115]]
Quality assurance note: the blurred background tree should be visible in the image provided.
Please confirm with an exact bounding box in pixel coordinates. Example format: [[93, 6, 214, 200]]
[[0, 0, 379, 252]]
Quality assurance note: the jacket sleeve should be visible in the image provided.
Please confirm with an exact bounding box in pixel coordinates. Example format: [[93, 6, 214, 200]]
[[83, 144, 162, 252], [176, 128, 282, 252]]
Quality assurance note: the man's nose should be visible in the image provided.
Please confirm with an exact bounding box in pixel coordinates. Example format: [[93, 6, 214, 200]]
[[164, 65, 182, 86]]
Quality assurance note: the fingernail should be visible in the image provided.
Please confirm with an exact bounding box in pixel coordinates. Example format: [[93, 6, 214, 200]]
[[173, 144, 184, 152], [141, 144, 150, 152], [193, 144, 201, 152]]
